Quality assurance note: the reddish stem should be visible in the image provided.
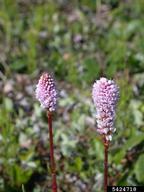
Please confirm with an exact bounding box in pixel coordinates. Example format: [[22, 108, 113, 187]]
[[47, 111, 57, 192], [104, 139, 109, 192]]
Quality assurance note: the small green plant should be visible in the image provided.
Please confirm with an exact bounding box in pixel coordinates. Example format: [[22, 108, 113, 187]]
[[0, 101, 37, 191]]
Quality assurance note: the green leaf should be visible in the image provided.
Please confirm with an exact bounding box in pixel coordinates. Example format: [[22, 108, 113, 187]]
[[74, 157, 83, 172], [113, 150, 125, 164], [134, 154, 144, 183], [130, 100, 143, 127], [123, 134, 144, 150], [83, 58, 100, 82], [10, 60, 26, 71], [113, 134, 144, 164], [4, 98, 13, 112], [22, 184, 25, 192]]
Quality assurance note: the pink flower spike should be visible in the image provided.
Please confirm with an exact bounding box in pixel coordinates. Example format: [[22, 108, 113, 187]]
[[92, 77, 119, 141], [36, 73, 57, 111]]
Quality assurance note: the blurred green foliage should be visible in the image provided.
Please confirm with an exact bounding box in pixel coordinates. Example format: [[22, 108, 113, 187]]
[[0, 0, 144, 192]]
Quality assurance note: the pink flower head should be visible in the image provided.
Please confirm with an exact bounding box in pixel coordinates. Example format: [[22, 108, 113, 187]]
[[36, 73, 57, 111], [92, 77, 119, 141]]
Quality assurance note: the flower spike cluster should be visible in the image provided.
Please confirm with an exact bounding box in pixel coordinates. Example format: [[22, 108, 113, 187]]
[[36, 73, 57, 111], [92, 77, 119, 141]]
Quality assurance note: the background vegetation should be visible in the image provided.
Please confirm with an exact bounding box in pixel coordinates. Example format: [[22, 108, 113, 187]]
[[0, 0, 144, 191]]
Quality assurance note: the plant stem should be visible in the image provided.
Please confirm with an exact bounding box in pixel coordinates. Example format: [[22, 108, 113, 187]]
[[104, 139, 109, 192], [47, 111, 57, 192]]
